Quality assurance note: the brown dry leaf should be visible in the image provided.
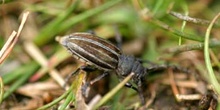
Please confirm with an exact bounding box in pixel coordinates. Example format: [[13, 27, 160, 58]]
[[16, 81, 60, 98], [9, 98, 43, 110]]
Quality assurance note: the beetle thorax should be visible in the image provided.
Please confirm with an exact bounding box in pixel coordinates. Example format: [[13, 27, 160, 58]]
[[116, 55, 147, 80]]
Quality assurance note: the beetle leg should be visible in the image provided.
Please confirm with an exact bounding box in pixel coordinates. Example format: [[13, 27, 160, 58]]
[[117, 75, 139, 92], [124, 82, 138, 92], [147, 64, 189, 74], [137, 59, 158, 66], [64, 65, 97, 88], [137, 79, 146, 105], [63, 68, 81, 88], [90, 72, 109, 84], [80, 65, 97, 72], [81, 82, 90, 98], [119, 77, 145, 104], [82, 72, 109, 97]]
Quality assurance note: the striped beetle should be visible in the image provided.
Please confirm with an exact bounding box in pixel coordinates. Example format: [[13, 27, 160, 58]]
[[59, 32, 188, 104]]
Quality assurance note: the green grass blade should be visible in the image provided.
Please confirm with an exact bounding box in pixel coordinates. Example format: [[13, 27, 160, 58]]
[[93, 72, 134, 110], [34, 0, 123, 46], [34, 0, 81, 46], [204, 13, 220, 94], [3, 62, 39, 100], [0, 77, 4, 104]]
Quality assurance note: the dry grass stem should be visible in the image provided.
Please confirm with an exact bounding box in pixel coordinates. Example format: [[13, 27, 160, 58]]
[[23, 41, 65, 87]]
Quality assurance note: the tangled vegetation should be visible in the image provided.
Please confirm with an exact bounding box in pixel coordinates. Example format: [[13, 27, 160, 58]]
[[0, 0, 220, 109]]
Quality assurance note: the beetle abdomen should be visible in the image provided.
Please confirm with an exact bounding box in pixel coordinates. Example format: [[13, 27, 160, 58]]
[[60, 33, 121, 70]]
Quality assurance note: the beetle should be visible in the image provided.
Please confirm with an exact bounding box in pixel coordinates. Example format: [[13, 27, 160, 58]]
[[59, 32, 188, 104]]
